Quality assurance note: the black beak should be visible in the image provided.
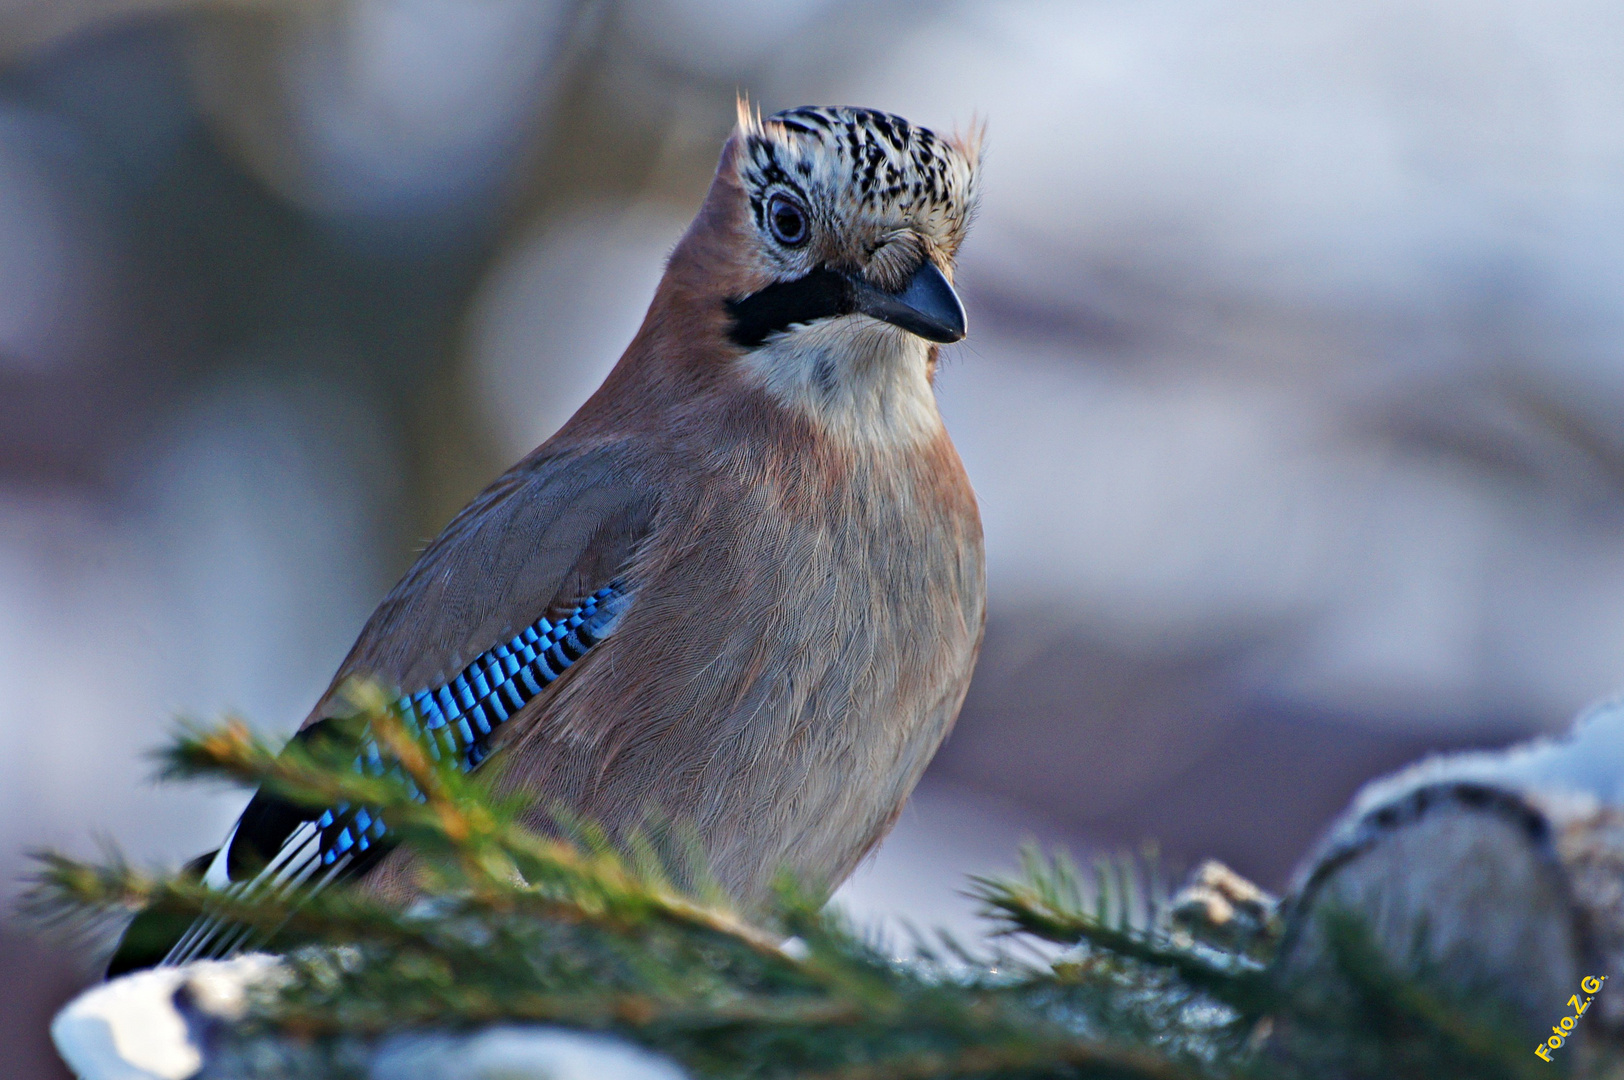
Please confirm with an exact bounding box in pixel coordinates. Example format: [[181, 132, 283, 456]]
[[726, 260, 968, 348], [849, 260, 966, 344]]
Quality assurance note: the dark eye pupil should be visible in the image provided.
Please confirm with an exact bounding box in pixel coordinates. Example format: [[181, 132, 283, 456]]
[[769, 198, 806, 244]]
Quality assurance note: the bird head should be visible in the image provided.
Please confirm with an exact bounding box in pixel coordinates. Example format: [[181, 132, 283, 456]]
[[721, 103, 980, 350], [640, 103, 982, 444]]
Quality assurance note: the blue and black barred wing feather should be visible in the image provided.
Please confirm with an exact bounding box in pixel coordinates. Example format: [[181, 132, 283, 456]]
[[107, 444, 656, 975], [144, 582, 632, 970]]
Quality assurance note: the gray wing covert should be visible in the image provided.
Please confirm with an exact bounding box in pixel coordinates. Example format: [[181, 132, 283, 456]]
[[323, 442, 658, 712]]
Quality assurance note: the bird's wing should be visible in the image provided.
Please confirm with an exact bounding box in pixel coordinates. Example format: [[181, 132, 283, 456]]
[[109, 442, 657, 974], [328, 441, 657, 699]]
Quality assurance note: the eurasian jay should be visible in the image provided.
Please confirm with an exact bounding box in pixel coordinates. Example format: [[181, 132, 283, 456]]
[[111, 103, 986, 973]]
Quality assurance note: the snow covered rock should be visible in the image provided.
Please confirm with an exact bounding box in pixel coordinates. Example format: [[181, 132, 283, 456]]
[[367, 1027, 689, 1080], [50, 952, 689, 1080], [51, 954, 284, 1080]]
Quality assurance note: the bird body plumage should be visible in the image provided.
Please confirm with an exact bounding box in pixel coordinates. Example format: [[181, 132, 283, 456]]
[[114, 103, 985, 972]]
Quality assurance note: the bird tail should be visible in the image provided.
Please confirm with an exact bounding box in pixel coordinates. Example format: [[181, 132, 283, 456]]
[[105, 850, 215, 977], [106, 817, 377, 976], [104, 720, 382, 976]]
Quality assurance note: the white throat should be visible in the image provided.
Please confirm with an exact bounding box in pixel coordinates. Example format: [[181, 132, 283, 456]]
[[739, 315, 944, 448]]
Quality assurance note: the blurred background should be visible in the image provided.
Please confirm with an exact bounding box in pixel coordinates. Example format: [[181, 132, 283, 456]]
[[6, 0, 1624, 1073]]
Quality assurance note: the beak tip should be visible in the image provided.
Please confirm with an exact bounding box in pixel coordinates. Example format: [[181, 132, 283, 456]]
[[854, 260, 967, 344], [905, 261, 967, 344]]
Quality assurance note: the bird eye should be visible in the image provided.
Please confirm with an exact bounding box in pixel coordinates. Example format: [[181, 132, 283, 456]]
[[766, 194, 809, 246]]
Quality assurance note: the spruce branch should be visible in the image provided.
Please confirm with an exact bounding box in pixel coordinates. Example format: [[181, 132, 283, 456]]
[[970, 846, 1273, 1015], [25, 695, 1566, 1080]]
